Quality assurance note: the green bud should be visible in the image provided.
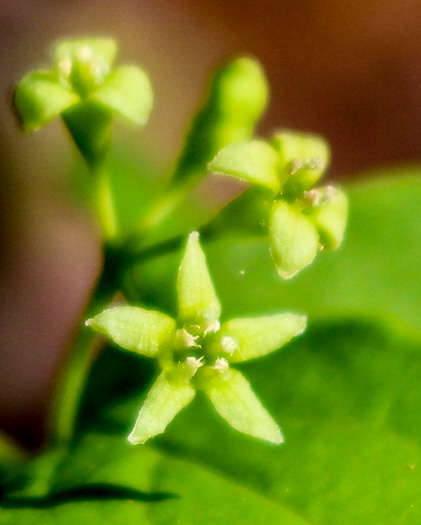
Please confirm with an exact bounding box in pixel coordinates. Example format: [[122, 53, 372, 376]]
[[93, 65, 153, 125], [54, 38, 117, 98], [307, 186, 348, 250], [14, 71, 79, 130], [127, 371, 195, 445], [270, 200, 319, 279], [211, 57, 268, 124], [201, 367, 283, 444], [272, 131, 330, 195], [177, 232, 221, 330], [172, 56, 268, 185], [86, 306, 176, 358], [208, 140, 280, 193], [213, 313, 307, 363]]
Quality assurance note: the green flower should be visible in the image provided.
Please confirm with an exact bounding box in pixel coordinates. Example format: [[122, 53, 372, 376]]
[[86, 232, 306, 445], [14, 37, 153, 163], [208, 131, 348, 278]]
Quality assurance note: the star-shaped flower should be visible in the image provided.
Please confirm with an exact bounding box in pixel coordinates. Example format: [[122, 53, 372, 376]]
[[86, 232, 306, 445], [208, 131, 348, 278], [14, 38, 153, 163]]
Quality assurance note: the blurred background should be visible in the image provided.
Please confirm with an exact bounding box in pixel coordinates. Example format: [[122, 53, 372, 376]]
[[1, 0, 421, 446]]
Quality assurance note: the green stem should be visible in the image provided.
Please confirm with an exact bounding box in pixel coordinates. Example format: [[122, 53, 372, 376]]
[[139, 177, 199, 234], [48, 269, 116, 447], [92, 162, 119, 244]]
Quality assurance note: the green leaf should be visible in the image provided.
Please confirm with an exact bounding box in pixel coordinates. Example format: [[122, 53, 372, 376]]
[[0, 433, 307, 524], [307, 185, 349, 250], [93, 65, 153, 125], [209, 140, 281, 193], [25, 319, 418, 523], [270, 200, 319, 279], [272, 130, 330, 195], [127, 371, 196, 445], [14, 71, 79, 130], [86, 306, 176, 358], [151, 320, 421, 524], [199, 367, 283, 444], [177, 232, 221, 329], [212, 313, 307, 362]]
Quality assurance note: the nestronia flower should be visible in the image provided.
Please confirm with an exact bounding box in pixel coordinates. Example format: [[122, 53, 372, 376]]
[[86, 232, 306, 445], [208, 131, 348, 279], [14, 38, 153, 163]]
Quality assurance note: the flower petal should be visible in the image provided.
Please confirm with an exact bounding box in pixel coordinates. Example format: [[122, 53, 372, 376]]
[[54, 38, 117, 76], [202, 368, 283, 444], [208, 140, 281, 193], [128, 371, 195, 445], [272, 130, 330, 195], [215, 313, 307, 363], [308, 185, 348, 251], [93, 65, 153, 126], [270, 200, 319, 279], [177, 232, 221, 330], [14, 71, 80, 130], [86, 306, 176, 357]]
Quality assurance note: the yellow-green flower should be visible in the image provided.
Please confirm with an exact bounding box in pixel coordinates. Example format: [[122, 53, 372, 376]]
[[87, 232, 306, 445], [14, 38, 152, 163], [209, 131, 348, 279]]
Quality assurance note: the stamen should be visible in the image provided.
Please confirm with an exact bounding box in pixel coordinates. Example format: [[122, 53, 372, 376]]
[[213, 357, 229, 372], [221, 336, 238, 355]]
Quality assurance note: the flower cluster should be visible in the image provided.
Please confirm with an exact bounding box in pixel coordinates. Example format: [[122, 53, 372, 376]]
[[14, 38, 152, 163], [209, 131, 348, 278], [87, 232, 306, 444]]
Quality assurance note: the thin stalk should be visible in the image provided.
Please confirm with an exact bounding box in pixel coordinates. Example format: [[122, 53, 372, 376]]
[[92, 162, 119, 244], [48, 268, 116, 448], [139, 176, 200, 234]]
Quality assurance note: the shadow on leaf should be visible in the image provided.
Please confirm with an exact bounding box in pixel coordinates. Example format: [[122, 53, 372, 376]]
[[0, 483, 177, 509]]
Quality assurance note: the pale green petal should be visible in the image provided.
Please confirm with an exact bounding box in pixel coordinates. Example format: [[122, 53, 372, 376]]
[[128, 372, 195, 445], [308, 186, 348, 250], [54, 38, 118, 98], [208, 140, 280, 193], [203, 368, 283, 444], [54, 38, 117, 74], [270, 200, 319, 279], [177, 232, 221, 329], [14, 71, 80, 130], [93, 65, 153, 125], [272, 130, 330, 194], [215, 313, 307, 363], [86, 306, 176, 357]]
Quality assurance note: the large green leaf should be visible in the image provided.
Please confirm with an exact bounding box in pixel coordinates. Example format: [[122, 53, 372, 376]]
[[0, 432, 307, 524], [4, 319, 418, 524], [133, 170, 421, 337], [154, 319, 421, 524], [92, 320, 420, 524]]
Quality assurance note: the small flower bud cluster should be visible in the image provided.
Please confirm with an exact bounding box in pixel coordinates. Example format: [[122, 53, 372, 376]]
[[209, 131, 348, 278], [14, 38, 153, 164]]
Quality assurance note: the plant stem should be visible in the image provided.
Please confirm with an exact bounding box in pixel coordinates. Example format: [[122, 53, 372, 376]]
[[138, 178, 198, 234], [48, 269, 116, 448], [92, 162, 118, 244]]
